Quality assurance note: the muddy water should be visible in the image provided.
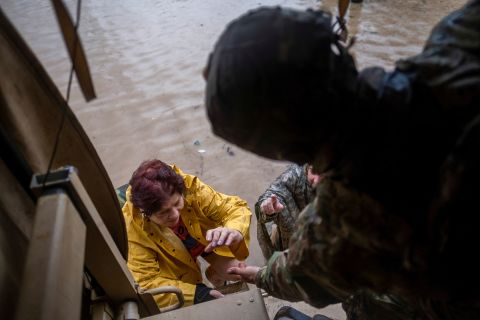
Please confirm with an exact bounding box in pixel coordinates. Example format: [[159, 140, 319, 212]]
[[1, 0, 465, 192], [1, 0, 466, 318]]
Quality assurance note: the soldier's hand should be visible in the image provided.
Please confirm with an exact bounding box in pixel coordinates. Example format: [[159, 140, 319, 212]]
[[260, 195, 285, 215], [205, 227, 243, 252], [227, 265, 261, 284]]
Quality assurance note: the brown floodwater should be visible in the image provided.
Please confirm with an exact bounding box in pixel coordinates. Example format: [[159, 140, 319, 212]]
[[0, 0, 467, 318], [1, 0, 465, 187]]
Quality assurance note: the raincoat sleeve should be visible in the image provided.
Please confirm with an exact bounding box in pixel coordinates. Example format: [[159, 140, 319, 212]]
[[194, 178, 251, 259], [127, 240, 197, 308]]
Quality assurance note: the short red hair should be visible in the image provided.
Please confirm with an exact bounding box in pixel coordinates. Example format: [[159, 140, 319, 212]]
[[129, 160, 185, 216]]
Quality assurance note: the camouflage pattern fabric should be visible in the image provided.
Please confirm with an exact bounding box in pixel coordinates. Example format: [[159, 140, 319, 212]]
[[255, 180, 422, 319], [207, 1, 480, 319], [255, 164, 315, 259]]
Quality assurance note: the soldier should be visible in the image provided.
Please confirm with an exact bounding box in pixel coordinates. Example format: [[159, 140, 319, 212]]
[[204, 2, 480, 319], [256, 164, 322, 260]]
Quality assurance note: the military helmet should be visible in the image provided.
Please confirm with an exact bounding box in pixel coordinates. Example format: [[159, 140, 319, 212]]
[[205, 7, 357, 163]]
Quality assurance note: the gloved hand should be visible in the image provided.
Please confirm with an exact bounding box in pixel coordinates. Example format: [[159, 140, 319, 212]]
[[194, 283, 224, 304]]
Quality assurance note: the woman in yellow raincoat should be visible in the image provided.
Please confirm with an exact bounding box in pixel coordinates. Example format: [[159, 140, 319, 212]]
[[122, 159, 251, 308]]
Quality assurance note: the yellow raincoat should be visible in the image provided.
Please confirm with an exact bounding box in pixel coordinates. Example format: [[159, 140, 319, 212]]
[[122, 165, 251, 308]]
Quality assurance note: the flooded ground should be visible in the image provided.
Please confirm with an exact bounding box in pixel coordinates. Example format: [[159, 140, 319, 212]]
[[1, 0, 466, 319]]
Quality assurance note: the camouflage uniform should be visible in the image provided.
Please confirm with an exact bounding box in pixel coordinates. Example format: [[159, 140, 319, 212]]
[[255, 164, 315, 260], [205, 1, 480, 319]]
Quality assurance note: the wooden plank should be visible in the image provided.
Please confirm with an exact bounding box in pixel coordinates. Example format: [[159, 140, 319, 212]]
[[31, 169, 160, 317], [15, 192, 86, 320]]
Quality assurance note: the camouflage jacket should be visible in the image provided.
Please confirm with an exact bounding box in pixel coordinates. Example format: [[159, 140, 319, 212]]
[[255, 1, 480, 319], [255, 180, 424, 319], [255, 164, 315, 259]]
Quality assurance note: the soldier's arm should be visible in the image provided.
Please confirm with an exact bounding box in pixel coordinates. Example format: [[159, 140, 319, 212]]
[[255, 164, 304, 223], [255, 198, 341, 308], [254, 251, 305, 302]]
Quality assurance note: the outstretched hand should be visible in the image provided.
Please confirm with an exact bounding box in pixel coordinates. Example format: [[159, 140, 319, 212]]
[[227, 264, 261, 284], [205, 227, 243, 252], [260, 195, 285, 215]]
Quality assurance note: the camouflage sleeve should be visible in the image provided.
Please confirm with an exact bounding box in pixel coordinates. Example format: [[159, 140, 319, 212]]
[[395, 0, 480, 109], [255, 196, 342, 308], [255, 164, 306, 223], [256, 176, 420, 309], [254, 251, 304, 302]]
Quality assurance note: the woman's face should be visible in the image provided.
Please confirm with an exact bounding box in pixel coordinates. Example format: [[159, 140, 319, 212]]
[[149, 192, 184, 227]]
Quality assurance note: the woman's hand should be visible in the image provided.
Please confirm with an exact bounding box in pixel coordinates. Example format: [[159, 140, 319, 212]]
[[260, 195, 285, 215], [205, 227, 243, 252], [227, 264, 261, 284], [194, 283, 224, 304], [209, 289, 224, 299]]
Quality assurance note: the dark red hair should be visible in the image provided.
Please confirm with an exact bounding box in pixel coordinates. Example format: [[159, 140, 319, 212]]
[[129, 160, 185, 216]]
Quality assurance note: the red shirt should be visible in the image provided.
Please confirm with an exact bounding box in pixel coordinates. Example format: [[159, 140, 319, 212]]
[[170, 219, 206, 260]]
